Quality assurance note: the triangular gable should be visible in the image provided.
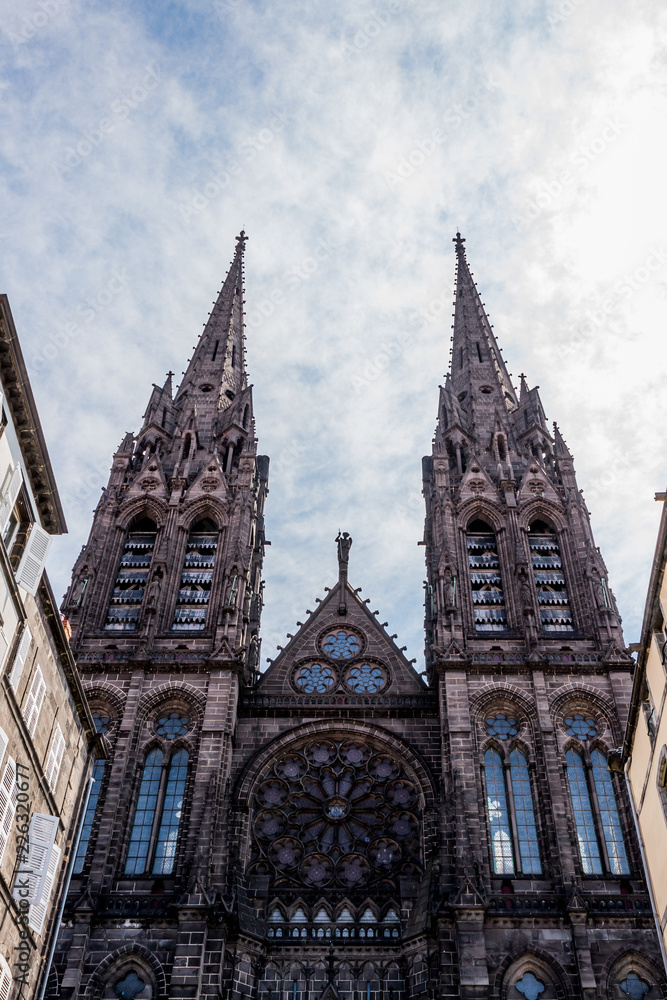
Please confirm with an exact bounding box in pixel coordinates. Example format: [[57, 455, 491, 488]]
[[125, 455, 169, 499], [516, 462, 561, 506], [458, 457, 500, 504], [183, 453, 229, 501], [257, 581, 426, 698]]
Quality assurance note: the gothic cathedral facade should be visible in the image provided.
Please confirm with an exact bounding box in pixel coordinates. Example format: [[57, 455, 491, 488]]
[[53, 233, 666, 1000]]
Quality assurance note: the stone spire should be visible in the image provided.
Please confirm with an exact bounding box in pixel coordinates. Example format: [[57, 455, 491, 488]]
[[449, 232, 517, 441]]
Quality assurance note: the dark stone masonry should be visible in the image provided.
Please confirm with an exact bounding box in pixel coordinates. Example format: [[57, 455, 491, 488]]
[[52, 232, 666, 999]]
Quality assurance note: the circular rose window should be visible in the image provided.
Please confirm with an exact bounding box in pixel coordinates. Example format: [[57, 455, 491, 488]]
[[345, 662, 388, 694], [293, 663, 337, 694], [248, 737, 422, 892], [321, 629, 362, 659], [156, 712, 190, 738]]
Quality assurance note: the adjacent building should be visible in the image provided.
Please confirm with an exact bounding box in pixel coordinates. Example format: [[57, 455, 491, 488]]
[[52, 233, 666, 999], [615, 492, 667, 972], [0, 296, 98, 999]]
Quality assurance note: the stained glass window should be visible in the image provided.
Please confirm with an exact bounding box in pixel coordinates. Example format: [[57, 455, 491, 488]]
[[92, 711, 110, 734], [322, 630, 361, 659], [345, 663, 387, 694], [515, 972, 545, 1000], [486, 714, 518, 740], [249, 738, 421, 896], [153, 749, 188, 875], [565, 714, 598, 740], [565, 750, 602, 874], [293, 663, 336, 693], [125, 749, 163, 875], [484, 749, 513, 874], [620, 973, 650, 999], [73, 759, 105, 874], [114, 972, 146, 1000], [509, 749, 542, 874], [156, 713, 189, 739], [591, 749, 630, 875], [467, 520, 507, 631]]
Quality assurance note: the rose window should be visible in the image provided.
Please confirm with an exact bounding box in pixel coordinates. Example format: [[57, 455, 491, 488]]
[[293, 663, 336, 694], [322, 630, 362, 659], [156, 713, 190, 738], [345, 663, 388, 694], [486, 713, 518, 740], [564, 714, 598, 740], [248, 737, 422, 893]]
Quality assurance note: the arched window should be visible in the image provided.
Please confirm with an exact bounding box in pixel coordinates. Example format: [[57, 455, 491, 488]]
[[528, 520, 574, 633], [125, 747, 189, 876], [484, 748, 542, 875], [73, 759, 106, 874], [105, 517, 157, 631], [467, 519, 507, 631], [565, 748, 629, 875], [172, 518, 218, 631]]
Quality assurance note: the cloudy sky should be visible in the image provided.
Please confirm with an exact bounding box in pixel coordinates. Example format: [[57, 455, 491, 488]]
[[1, 0, 666, 664]]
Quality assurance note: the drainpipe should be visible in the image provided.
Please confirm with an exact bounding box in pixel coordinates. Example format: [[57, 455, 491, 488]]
[[37, 775, 94, 1000], [624, 762, 667, 976]]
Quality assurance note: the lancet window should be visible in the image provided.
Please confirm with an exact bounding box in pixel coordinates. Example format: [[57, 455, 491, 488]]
[[528, 520, 574, 633], [125, 747, 189, 875], [171, 517, 218, 631], [104, 517, 157, 630], [467, 519, 507, 631], [565, 744, 630, 876], [483, 743, 542, 875]]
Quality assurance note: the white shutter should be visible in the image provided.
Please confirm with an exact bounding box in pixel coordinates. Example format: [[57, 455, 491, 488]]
[[0, 729, 7, 770], [0, 757, 17, 864], [44, 725, 65, 792], [16, 524, 52, 595], [9, 625, 32, 692], [23, 666, 46, 739], [0, 629, 8, 673], [28, 841, 60, 936], [0, 955, 12, 1000], [13, 812, 59, 912], [0, 465, 22, 534]]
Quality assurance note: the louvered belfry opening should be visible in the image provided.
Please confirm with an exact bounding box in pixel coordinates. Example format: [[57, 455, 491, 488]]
[[467, 518, 507, 631], [171, 517, 218, 631], [104, 516, 157, 631], [528, 519, 574, 633]]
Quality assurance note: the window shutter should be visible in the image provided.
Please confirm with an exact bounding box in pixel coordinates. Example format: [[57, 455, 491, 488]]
[[0, 629, 8, 673], [28, 841, 61, 935], [44, 725, 65, 792], [9, 625, 32, 692], [13, 812, 59, 913], [23, 667, 46, 739], [0, 757, 17, 864], [0, 955, 12, 1000], [16, 524, 52, 596], [0, 465, 22, 535], [0, 728, 7, 770]]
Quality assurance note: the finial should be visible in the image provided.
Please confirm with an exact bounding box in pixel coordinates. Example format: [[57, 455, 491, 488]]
[[453, 231, 466, 259], [336, 531, 352, 616], [235, 230, 248, 253]]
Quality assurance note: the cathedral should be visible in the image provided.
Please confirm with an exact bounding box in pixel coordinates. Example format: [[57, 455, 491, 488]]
[[52, 231, 667, 999]]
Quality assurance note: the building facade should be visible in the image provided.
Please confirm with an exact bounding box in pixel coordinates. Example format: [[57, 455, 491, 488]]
[[0, 296, 97, 1000], [53, 233, 666, 999], [615, 491, 667, 969]]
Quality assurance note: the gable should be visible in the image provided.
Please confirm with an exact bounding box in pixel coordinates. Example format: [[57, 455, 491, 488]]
[[257, 582, 426, 699]]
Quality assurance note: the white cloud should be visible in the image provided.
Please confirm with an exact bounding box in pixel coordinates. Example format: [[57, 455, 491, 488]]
[[0, 0, 665, 659]]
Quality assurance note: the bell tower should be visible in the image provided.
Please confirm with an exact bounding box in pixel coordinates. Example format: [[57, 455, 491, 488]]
[[55, 232, 270, 999], [421, 234, 664, 999]]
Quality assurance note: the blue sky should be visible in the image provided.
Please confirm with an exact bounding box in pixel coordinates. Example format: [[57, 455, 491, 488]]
[[1, 0, 666, 662]]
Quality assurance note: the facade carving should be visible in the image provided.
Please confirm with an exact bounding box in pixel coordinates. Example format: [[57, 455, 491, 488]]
[[51, 234, 666, 999]]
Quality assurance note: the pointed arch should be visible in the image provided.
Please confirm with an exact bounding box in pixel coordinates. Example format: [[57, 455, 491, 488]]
[[466, 516, 508, 632], [104, 514, 158, 631], [171, 516, 220, 632], [84, 944, 166, 999], [527, 518, 574, 633]]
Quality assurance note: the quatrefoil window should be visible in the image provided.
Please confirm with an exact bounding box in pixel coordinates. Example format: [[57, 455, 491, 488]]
[[156, 713, 190, 738], [92, 711, 111, 734], [620, 973, 650, 999], [564, 714, 598, 740], [486, 713, 518, 740], [293, 663, 337, 694], [322, 630, 362, 659], [345, 663, 387, 694], [114, 972, 146, 1000]]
